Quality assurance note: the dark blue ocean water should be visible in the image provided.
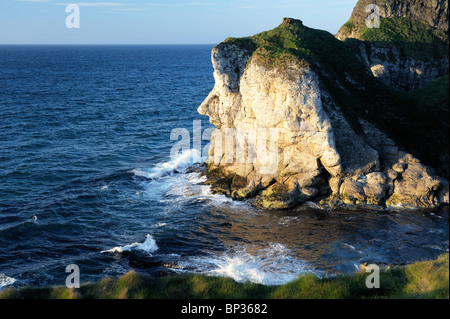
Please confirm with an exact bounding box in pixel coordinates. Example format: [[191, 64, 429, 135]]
[[0, 45, 448, 289]]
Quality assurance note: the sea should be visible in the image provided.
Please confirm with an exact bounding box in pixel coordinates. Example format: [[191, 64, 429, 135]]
[[0, 45, 448, 290]]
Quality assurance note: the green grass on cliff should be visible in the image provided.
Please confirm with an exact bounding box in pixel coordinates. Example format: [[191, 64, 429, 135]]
[[224, 18, 372, 80], [342, 17, 448, 61], [1, 254, 448, 299]]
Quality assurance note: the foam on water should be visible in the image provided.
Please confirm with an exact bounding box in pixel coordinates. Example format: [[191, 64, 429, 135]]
[[128, 152, 322, 285], [134, 149, 250, 209], [101, 234, 158, 254], [174, 243, 318, 286], [0, 274, 16, 291], [0, 215, 39, 233], [152, 222, 167, 228], [162, 172, 243, 206], [132, 149, 202, 180]]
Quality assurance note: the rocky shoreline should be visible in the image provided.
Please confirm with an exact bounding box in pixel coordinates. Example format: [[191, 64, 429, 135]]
[[196, 151, 449, 211]]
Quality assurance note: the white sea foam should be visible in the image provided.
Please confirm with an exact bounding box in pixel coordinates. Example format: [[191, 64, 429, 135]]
[[0, 274, 16, 291], [424, 244, 448, 252], [132, 149, 202, 180], [344, 243, 356, 250], [101, 234, 158, 254], [133, 149, 251, 210], [173, 243, 318, 286], [152, 222, 167, 228]]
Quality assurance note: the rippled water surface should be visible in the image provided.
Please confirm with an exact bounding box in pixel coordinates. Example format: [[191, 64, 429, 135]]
[[0, 45, 448, 289]]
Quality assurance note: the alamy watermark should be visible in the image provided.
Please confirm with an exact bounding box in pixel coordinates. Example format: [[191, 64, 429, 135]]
[[365, 264, 380, 289], [65, 264, 80, 288], [170, 121, 280, 175], [65, 4, 80, 29], [365, 4, 380, 29]]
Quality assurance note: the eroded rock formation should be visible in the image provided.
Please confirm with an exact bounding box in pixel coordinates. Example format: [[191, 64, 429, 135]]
[[197, 5, 449, 210]]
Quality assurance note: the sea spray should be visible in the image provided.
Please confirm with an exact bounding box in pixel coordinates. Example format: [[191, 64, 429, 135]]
[[0, 274, 16, 291], [132, 149, 202, 180], [172, 243, 319, 286], [101, 234, 158, 254]]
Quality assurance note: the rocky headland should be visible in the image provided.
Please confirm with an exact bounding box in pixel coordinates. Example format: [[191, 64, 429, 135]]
[[197, 0, 449, 210]]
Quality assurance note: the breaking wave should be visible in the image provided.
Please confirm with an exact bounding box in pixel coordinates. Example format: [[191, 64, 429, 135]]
[[0, 274, 16, 291], [101, 234, 158, 254], [172, 243, 319, 286]]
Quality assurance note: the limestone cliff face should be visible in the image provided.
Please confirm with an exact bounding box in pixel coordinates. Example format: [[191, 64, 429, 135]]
[[199, 43, 344, 208], [197, 16, 449, 210]]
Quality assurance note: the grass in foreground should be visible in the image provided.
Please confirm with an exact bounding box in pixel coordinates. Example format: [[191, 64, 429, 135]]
[[1, 254, 448, 299]]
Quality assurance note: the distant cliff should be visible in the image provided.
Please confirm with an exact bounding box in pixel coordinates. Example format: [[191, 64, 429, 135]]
[[198, 1, 449, 210], [336, 0, 448, 91], [336, 0, 448, 38]]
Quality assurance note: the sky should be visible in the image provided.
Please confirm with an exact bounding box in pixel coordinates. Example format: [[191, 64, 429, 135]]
[[0, 0, 358, 44]]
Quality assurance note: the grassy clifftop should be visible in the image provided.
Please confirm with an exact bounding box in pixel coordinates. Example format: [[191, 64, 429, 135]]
[[1, 253, 448, 299], [336, 0, 449, 40], [224, 18, 372, 78], [340, 17, 448, 61]]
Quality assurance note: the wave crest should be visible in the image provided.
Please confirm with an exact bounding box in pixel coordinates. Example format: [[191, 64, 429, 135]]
[[101, 234, 158, 254], [132, 149, 201, 180]]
